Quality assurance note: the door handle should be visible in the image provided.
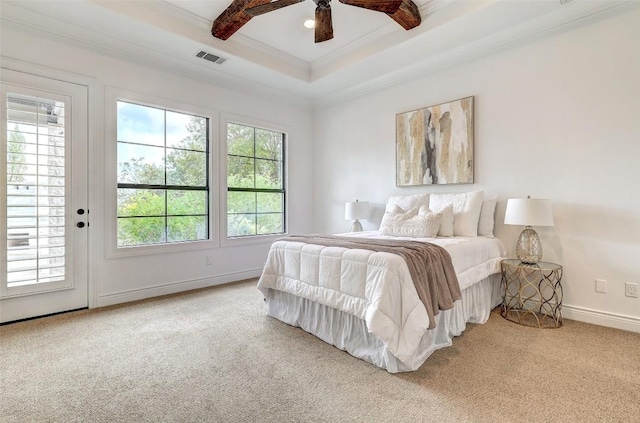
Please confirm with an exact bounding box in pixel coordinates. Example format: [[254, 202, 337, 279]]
[[77, 209, 85, 215], [77, 222, 85, 228]]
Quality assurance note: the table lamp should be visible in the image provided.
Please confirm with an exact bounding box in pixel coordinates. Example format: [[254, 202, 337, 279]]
[[345, 200, 370, 232], [504, 196, 554, 264]]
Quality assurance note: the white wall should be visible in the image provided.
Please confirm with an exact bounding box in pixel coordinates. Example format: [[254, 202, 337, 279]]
[[1, 25, 315, 306], [314, 7, 640, 330]]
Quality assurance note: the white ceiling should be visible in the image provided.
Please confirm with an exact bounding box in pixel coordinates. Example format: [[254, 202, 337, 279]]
[[0, 0, 630, 105]]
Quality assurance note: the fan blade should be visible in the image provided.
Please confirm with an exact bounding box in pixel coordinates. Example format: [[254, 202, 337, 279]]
[[387, 0, 421, 30], [211, 0, 272, 40], [245, 0, 304, 17], [315, 4, 333, 43], [338, 0, 402, 14]]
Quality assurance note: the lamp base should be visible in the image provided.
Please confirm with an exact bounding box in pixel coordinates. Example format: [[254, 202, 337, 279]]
[[516, 226, 543, 264], [351, 219, 363, 232]]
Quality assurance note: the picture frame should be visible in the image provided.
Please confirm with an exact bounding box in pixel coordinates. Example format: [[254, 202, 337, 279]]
[[396, 96, 474, 186]]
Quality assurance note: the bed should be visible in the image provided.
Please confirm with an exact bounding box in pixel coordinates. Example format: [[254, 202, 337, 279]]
[[256, 191, 506, 372]]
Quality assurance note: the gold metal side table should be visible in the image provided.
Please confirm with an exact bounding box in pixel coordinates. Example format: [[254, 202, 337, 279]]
[[500, 259, 563, 328]]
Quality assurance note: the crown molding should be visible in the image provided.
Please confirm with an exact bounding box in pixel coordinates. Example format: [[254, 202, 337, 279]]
[[313, 0, 638, 107], [153, 0, 311, 75], [420, 0, 452, 16], [90, 0, 310, 81], [154, 0, 215, 29], [0, 7, 312, 109]]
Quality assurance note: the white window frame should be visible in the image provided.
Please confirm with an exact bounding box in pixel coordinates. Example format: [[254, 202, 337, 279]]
[[105, 87, 219, 258], [219, 113, 289, 248]]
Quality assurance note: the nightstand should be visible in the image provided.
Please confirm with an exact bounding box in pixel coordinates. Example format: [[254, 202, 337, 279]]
[[500, 259, 563, 328]]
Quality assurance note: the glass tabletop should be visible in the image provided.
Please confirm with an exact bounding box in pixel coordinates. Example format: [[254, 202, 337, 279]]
[[502, 259, 562, 271]]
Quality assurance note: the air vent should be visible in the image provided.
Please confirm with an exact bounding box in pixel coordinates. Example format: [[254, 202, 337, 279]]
[[195, 50, 226, 65]]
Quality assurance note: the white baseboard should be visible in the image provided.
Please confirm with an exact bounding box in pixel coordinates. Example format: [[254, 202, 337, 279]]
[[562, 304, 640, 333], [96, 269, 262, 308]]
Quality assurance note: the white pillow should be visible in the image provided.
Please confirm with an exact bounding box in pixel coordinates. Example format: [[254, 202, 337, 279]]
[[478, 196, 497, 238], [429, 203, 454, 237], [389, 204, 411, 214], [429, 191, 484, 237], [379, 205, 441, 238], [385, 193, 430, 212]]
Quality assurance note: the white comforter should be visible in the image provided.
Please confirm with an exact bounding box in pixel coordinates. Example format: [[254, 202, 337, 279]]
[[257, 231, 506, 365]]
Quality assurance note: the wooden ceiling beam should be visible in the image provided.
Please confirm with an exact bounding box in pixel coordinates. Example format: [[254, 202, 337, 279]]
[[212, 0, 422, 42], [387, 0, 421, 30], [211, 0, 272, 40]]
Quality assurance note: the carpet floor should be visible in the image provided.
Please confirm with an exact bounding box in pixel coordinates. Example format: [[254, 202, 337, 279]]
[[1, 279, 639, 422]]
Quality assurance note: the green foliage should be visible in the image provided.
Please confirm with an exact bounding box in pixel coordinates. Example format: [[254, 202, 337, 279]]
[[116, 117, 285, 246], [117, 189, 208, 246], [227, 123, 283, 189], [226, 123, 284, 238], [118, 217, 165, 246], [7, 126, 27, 183], [167, 118, 207, 186], [117, 114, 209, 246], [118, 189, 165, 217], [118, 158, 164, 185], [226, 175, 283, 237]]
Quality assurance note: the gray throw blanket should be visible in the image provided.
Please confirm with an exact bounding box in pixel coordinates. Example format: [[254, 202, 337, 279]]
[[279, 235, 462, 330]]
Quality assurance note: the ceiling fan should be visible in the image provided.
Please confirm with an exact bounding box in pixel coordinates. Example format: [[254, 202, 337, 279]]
[[211, 0, 421, 44]]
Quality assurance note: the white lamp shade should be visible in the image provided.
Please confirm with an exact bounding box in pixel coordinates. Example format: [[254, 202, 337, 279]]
[[345, 201, 370, 220], [504, 198, 554, 227]]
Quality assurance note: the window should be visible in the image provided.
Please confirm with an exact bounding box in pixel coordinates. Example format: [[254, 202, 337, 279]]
[[226, 122, 285, 238], [116, 101, 209, 247]]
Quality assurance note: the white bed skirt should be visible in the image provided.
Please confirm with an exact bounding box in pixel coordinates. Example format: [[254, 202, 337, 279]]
[[264, 273, 502, 373]]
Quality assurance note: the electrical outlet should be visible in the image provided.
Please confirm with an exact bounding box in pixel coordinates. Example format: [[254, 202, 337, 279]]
[[625, 282, 638, 298], [206, 255, 213, 266], [595, 279, 607, 293]]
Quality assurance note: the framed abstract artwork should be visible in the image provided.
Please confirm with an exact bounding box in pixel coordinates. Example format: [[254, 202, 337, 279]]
[[396, 96, 474, 186]]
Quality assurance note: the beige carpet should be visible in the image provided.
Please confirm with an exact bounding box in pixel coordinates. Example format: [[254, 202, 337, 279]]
[[1, 279, 639, 423]]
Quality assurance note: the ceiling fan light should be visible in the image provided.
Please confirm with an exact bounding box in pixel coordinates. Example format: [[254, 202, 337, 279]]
[[303, 19, 316, 29]]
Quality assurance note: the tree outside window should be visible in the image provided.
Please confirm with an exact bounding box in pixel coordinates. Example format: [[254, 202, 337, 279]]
[[227, 122, 285, 237], [116, 101, 209, 247]]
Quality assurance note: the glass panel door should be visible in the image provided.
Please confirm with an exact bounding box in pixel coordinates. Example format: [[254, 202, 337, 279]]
[[1, 70, 88, 322]]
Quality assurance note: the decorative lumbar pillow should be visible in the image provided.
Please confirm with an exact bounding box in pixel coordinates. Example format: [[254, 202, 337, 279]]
[[429, 191, 484, 237], [385, 193, 430, 212], [379, 205, 411, 231], [379, 205, 441, 238], [478, 196, 498, 238]]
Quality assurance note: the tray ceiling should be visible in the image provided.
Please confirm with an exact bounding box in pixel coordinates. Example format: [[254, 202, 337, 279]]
[[0, 0, 630, 105]]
